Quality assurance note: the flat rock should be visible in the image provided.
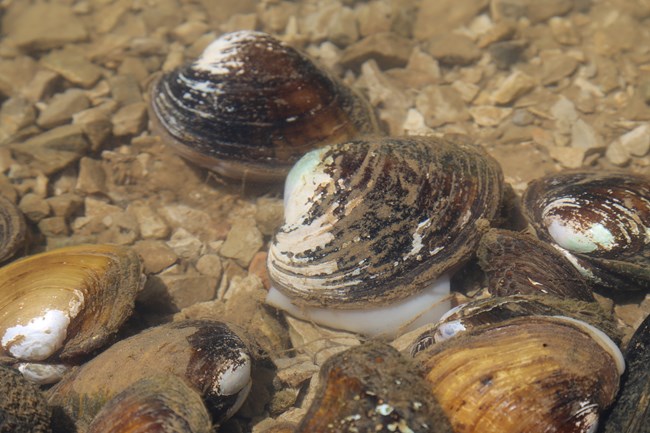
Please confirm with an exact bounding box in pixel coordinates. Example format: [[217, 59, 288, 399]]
[[255, 197, 284, 236], [41, 47, 104, 88], [339, 32, 413, 70], [75, 157, 107, 195], [72, 104, 114, 151], [0, 97, 36, 141], [132, 239, 178, 274], [356, 1, 394, 37], [415, 85, 470, 127], [46, 193, 83, 219], [427, 33, 481, 66], [167, 228, 203, 260], [112, 102, 148, 136], [38, 216, 70, 237], [488, 40, 528, 69], [196, 254, 224, 279], [548, 145, 586, 169], [10, 3, 88, 51], [220, 219, 263, 267], [19, 193, 51, 223], [37, 89, 90, 129], [414, 0, 489, 40], [491, 70, 537, 105], [143, 273, 218, 312], [539, 52, 579, 86], [0, 57, 38, 98], [620, 124, 650, 156], [108, 75, 142, 106], [571, 118, 604, 150], [490, 0, 574, 23], [469, 105, 513, 126], [10, 124, 90, 175], [128, 203, 170, 240], [605, 139, 631, 166]]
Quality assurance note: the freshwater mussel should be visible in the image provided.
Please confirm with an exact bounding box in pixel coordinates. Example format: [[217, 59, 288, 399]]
[[522, 169, 650, 292], [149, 30, 379, 182], [266, 135, 504, 336], [0, 244, 144, 384]]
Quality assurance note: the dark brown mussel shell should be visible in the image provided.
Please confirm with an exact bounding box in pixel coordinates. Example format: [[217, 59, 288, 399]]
[[47, 320, 252, 432], [149, 30, 379, 183], [600, 313, 650, 433], [297, 342, 452, 433], [86, 375, 212, 433], [0, 364, 51, 433], [0, 195, 26, 263], [414, 315, 624, 433], [522, 170, 650, 292]]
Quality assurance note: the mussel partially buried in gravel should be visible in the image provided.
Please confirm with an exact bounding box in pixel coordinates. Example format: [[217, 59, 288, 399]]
[[0, 244, 144, 384], [266, 136, 504, 337], [0, 364, 51, 433], [414, 315, 624, 433], [522, 169, 650, 292], [0, 195, 26, 263], [149, 30, 379, 183], [47, 320, 252, 433]]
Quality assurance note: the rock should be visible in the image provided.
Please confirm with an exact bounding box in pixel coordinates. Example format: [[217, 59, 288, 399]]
[[41, 47, 104, 88], [491, 70, 537, 105], [36, 89, 90, 129], [571, 118, 604, 150], [285, 316, 360, 366], [490, 0, 574, 23], [357, 60, 411, 109], [551, 96, 579, 132], [10, 3, 88, 50], [46, 193, 83, 219], [219, 13, 258, 34], [605, 139, 631, 166], [325, 6, 358, 47], [22, 70, 61, 102], [140, 0, 183, 31], [132, 240, 178, 274], [248, 251, 270, 290], [413, 0, 489, 40], [196, 254, 224, 279], [167, 228, 203, 260], [98, 211, 140, 245], [274, 355, 320, 388], [18, 193, 50, 223], [171, 21, 210, 45], [477, 21, 517, 48], [143, 273, 218, 312], [488, 40, 528, 69], [451, 80, 480, 103], [255, 197, 284, 236], [549, 17, 580, 45], [72, 104, 114, 151], [402, 108, 434, 136], [511, 108, 534, 126], [220, 219, 263, 267], [339, 32, 413, 70], [75, 157, 107, 195], [427, 33, 481, 66], [415, 85, 470, 127], [402, 47, 441, 88], [38, 216, 69, 237], [128, 203, 170, 239], [84, 196, 123, 218], [469, 105, 513, 126], [0, 57, 38, 99], [548, 145, 586, 169], [10, 124, 90, 175], [93, 0, 131, 33], [539, 52, 579, 86], [108, 75, 142, 106], [0, 97, 36, 142], [160, 204, 226, 241], [112, 102, 148, 136], [620, 124, 650, 157], [356, 0, 395, 37]]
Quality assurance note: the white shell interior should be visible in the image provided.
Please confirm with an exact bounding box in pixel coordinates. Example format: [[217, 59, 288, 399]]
[[266, 274, 452, 338], [17, 362, 69, 385], [214, 352, 252, 396]]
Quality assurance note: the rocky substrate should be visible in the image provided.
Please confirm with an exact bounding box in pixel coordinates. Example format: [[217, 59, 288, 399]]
[[1, 0, 650, 432]]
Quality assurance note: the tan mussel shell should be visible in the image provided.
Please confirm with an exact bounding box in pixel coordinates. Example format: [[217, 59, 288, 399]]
[[0, 194, 26, 263], [414, 315, 624, 433], [0, 244, 144, 383], [86, 375, 211, 433]]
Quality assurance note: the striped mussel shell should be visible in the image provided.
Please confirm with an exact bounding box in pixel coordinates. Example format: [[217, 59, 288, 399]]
[[267, 136, 504, 309], [149, 30, 379, 182], [0, 195, 26, 263], [522, 169, 650, 291]]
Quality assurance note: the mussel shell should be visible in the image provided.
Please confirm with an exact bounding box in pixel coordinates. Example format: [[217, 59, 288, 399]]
[[0, 365, 51, 433], [0, 244, 144, 365], [47, 320, 252, 432], [478, 228, 595, 301], [296, 342, 452, 433], [149, 30, 379, 182], [415, 315, 623, 433], [409, 294, 621, 356], [600, 313, 650, 433], [0, 195, 26, 263], [522, 170, 650, 291], [86, 375, 212, 433], [267, 136, 504, 308]]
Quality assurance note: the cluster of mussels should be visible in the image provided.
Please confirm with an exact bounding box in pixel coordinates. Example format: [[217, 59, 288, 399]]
[[1, 29, 649, 433]]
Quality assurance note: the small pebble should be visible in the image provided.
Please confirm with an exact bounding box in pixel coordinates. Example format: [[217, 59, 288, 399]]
[[112, 102, 148, 136], [37, 88, 89, 129], [220, 219, 264, 268], [19, 193, 51, 223]]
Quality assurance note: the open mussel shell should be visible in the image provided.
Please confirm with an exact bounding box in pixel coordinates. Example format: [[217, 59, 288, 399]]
[[149, 30, 379, 182], [478, 228, 595, 301], [267, 136, 503, 315], [0, 364, 51, 433], [414, 315, 624, 433], [47, 320, 252, 432], [0, 195, 26, 263], [600, 313, 650, 433], [410, 294, 621, 355], [297, 342, 452, 433], [86, 375, 212, 433], [522, 170, 650, 292], [0, 244, 144, 384]]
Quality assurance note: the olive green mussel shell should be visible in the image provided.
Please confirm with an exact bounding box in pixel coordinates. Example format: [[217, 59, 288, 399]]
[[86, 375, 212, 433], [0, 195, 26, 263], [297, 342, 452, 433], [522, 169, 650, 292], [415, 315, 623, 433], [601, 313, 650, 433], [268, 136, 504, 308], [149, 30, 379, 182], [0, 365, 51, 433], [47, 320, 252, 433]]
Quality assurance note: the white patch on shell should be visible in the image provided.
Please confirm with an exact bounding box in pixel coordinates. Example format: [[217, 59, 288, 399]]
[[546, 217, 617, 253], [403, 219, 431, 260], [214, 351, 252, 396], [17, 362, 69, 385], [192, 31, 266, 75], [2, 310, 71, 361]]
